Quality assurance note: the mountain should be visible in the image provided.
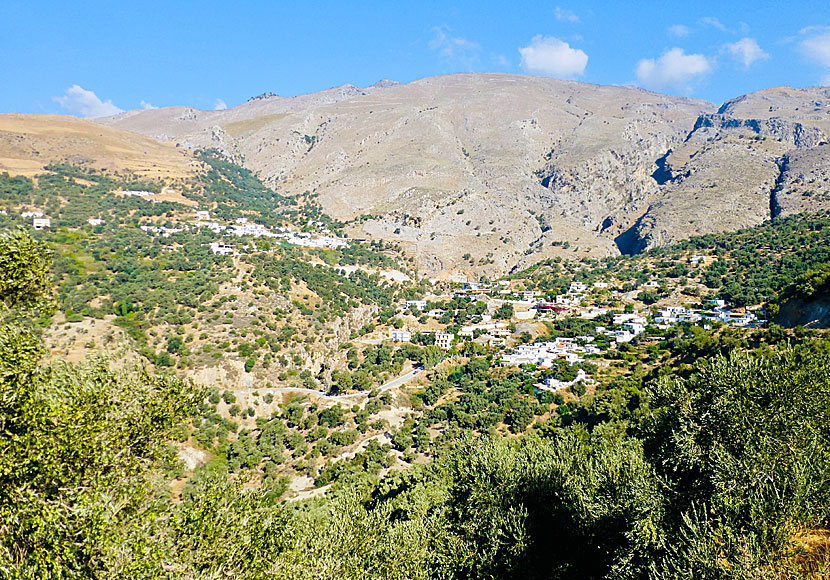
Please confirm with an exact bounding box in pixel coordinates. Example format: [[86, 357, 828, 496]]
[[13, 74, 829, 278], [97, 74, 716, 274]]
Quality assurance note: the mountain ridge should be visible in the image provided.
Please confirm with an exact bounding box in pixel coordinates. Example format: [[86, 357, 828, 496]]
[[9, 74, 830, 277]]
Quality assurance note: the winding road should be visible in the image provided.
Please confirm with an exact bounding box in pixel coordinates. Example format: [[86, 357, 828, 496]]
[[234, 366, 425, 400]]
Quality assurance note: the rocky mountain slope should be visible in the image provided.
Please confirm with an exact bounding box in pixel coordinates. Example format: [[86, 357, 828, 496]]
[[627, 86, 830, 253], [28, 75, 830, 277], [97, 74, 714, 274]]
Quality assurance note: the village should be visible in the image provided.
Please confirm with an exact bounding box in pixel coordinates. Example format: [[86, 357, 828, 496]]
[[383, 276, 766, 393], [16, 204, 349, 252], [11, 198, 767, 399]]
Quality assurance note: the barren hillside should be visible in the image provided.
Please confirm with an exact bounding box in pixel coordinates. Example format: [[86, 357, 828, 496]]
[[0, 113, 199, 180]]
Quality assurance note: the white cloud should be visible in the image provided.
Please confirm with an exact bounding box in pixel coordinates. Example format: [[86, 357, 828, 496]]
[[801, 32, 830, 67], [213, 99, 228, 111], [668, 24, 690, 38], [53, 85, 123, 118], [519, 35, 588, 79], [555, 7, 579, 23], [725, 38, 769, 68], [700, 16, 727, 32], [799, 25, 830, 36], [636, 48, 712, 91], [429, 26, 481, 70], [140, 100, 156, 110]]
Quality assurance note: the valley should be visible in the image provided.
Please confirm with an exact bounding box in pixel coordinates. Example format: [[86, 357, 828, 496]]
[[2, 74, 830, 578]]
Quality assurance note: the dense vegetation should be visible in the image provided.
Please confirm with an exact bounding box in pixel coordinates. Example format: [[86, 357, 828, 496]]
[[517, 211, 830, 308], [0, 163, 415, 374], [2, 226, 830, 578]]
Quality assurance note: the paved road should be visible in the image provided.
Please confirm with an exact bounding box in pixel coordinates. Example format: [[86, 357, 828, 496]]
[[234, 366, 425, 400], [377, 366, 424, 391]]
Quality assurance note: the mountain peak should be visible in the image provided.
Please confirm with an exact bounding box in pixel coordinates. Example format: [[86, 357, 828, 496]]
[[368, 79, 400, 89]]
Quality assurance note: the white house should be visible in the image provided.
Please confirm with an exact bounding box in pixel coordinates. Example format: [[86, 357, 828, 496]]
[[195, 210, 211, 221], [435, 332, 454, 350], [87, 218, 104, 226], [32, 217, 50, 230], [614, 330, 635, 343], [542, 368, 593, 391], [459, 322, 509, 337], [622, 322, 646, 336], [405, 299, 428, 311], [391, 330, 412, 342], [21, 211, 44, 218], [501, 339, 593, 367], [613, 313, 647, 326], [209, 242, 235, 256]]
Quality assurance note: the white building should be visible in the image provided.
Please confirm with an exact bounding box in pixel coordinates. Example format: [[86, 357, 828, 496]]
[[195, 210, 211, 221], [391, 330, 412, 342], [614, 330, 635, 343], [209, 242, 235, 256], [405, 300, 428, 311], [541, 368, 593, 391], [613, 313, 647, 326], [435, 332, 454, 350], [459, 322, 509, 337], [141, 225, 184, 237], [655, 306, 702, 324], [32, 217, 51, 230], [87, 218, 104, 226], [501, 339, 599, 367], [622, 322, 646, 336], [21, 211, 44, 218]]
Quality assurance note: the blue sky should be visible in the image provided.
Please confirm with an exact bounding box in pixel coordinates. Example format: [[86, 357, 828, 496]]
[[2, 0, 829, 116]]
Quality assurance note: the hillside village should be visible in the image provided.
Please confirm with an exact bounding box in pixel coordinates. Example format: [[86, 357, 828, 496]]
[[376, 275, 765, 393], [6, 175, 767, 403]]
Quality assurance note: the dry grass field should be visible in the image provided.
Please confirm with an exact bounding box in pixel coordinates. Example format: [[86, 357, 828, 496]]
[[0, 113, 200, 181]]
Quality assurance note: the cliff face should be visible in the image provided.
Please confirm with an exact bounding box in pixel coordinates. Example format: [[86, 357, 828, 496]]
[[628, 87, 830, 253], [96, 77, 830, 275]]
